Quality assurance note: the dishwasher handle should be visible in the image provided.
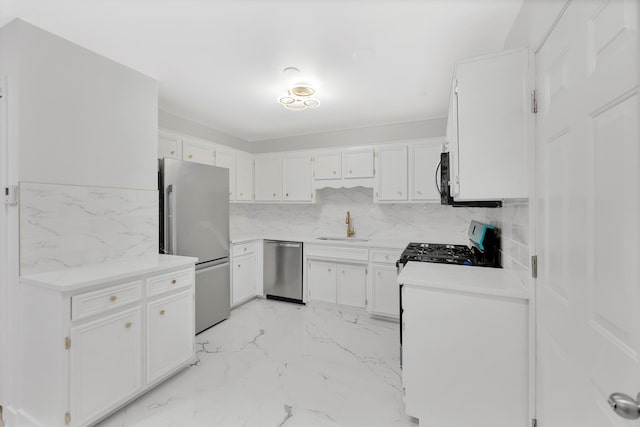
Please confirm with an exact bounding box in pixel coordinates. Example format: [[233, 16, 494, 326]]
[[265, 241, 302, 248]]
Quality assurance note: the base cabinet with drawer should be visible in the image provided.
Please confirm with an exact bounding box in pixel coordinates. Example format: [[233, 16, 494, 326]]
[[306, 245, 369, 309], [231, 240, 261, 307], [18, 257, 197, 427]]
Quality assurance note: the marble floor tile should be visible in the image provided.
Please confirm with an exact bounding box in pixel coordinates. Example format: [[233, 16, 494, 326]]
[[97, 299, 417, 427]]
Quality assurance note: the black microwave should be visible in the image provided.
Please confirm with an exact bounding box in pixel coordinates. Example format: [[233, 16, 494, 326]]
[[438, 152, 502, 208]]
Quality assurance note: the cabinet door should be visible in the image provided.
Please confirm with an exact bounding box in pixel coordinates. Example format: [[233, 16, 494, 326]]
[[343, 149, 374, 179], [337, 264, 367, 308], [232, 254, 256, 305], [314, 152, 341, 180], [183, 139, 214, 165], [147, 289, 194, 384], [283, 153, 313, 202], [308, 260, 337, 304], [371, 266, 399, 318], [215, 149, 236, 201], [70, 307, 143, 427], [375, 146, 408, 201], [158, 132, 181, 159], [410, 143, 442, 201], [455, 49, 528, 200], [254, 156, 281, 201], [236, 154, 254, 201]]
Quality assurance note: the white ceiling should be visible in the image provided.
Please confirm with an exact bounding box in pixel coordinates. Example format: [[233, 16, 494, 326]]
[[0, 0, 523, 142]]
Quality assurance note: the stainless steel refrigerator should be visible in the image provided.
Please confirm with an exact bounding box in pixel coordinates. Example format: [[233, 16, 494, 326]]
[[159, 158, 230, 334]]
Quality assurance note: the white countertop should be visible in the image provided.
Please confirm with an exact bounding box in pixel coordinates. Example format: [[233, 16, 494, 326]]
[[231, 234, 410, 250], [20, 254, 198, 293], [397, 261, 529, 300]]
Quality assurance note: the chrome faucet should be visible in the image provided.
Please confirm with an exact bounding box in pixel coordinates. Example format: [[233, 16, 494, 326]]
[[345, 211, 355, 237]]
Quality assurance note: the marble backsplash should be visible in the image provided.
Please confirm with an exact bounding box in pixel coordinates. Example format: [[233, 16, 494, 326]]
[[231, 187, 498, 245], [20, 182, 159, 275]]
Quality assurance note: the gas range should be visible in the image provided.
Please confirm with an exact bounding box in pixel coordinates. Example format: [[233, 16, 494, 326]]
[[397, 221, 501, 269]]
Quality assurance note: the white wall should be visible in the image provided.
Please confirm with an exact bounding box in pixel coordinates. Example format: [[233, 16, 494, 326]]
[[159, 109, 253, 153], [14, 19, 158, 190], [251, 118, 447, 153], [504, 0, 570, 49]]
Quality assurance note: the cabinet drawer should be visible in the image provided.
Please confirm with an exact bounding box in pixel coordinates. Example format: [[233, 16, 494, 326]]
[[146, 268, 194, 298], [232, 241, 257, 257], [71, 281, 142, 321], [306, 245, 368, 262], [370, 249, 403, 265]]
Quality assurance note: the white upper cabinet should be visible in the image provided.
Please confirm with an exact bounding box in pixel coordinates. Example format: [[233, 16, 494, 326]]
[[410, 141, 442, 202], [214, 149, 236, 201], [450, 48, 529, 200], [235, 153, 254, 201], [158, 131, 181, 159], [282, 153, 313, 202], [182, 138, 215, 165], [375, 145, 408, 202], [313, 152, 342, 180], [254, 156, 282, 202], [343, 148, 374, 179]]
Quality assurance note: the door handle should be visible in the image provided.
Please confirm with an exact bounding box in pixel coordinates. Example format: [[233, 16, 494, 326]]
[[608, 392, 640, 420]]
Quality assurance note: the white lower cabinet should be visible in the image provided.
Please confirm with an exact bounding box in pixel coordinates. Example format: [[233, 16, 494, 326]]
[[370, 266, 399, 318], [19, 259, 196, 427], [308, 259, 367, 308], [232, 254, 256, 305], [308, 260, 337, 304], [146, 289, 194, 383], [336, 264, 367, 308], [69, 307, 143, 427]]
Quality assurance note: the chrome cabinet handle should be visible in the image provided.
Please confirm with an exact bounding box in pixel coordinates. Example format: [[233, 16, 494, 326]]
[[609, 392, 640, 420]]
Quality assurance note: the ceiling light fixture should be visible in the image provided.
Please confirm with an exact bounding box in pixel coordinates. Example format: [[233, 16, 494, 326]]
[[278, 83, 320, 111]]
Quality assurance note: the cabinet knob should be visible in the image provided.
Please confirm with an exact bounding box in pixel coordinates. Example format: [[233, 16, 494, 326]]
[[171, 279, 177, 285], [124, 322, 132, 329], [328, 268, 331, 272], [170, 150, 176, 155], [243, 247, 247, 252], [286, 193, 289, 197], [397, 191, 402, 195], [240, 192, 243, 196], [238, 264, 241, 268], [110, 295, 117, 302], [273, 193, 276, 197], [160, 310, 165, 316], [188, 154, 193, 159], [385, 255, 389, 260], [333, 170, 336, 175], [417, 190, 422, 195], [349, 170, 353, 174]]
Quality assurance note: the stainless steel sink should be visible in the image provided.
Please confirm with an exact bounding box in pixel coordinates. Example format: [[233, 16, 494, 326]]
[[316, 236, 369, 242]]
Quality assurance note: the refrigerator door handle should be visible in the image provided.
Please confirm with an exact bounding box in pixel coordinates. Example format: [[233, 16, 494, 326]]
[[166, 184, 176, 255]]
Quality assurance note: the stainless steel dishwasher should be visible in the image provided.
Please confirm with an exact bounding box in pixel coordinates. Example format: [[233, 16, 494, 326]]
[[263, 240, 303, 304]]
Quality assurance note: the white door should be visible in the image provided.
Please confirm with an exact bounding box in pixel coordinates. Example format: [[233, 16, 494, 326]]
[[182, 139, 214, 165], [410, 142, 442, 201], [70, 307, 143, 426], [215, 149, 236, 201], [308, 260, 337, 304], [343, 148, 374, 179], [283, 153, 313, 202], [236, 154, 254, 201], [376, 146, 408, 201], [535, 1, 639, 426], [146, 290, 194, 384], [232, 254, 255, 305], [314, 152, 341, 180], [254, 156, 281, 201], [337, 264, 367, 308], [371, 265, 399, 318]]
